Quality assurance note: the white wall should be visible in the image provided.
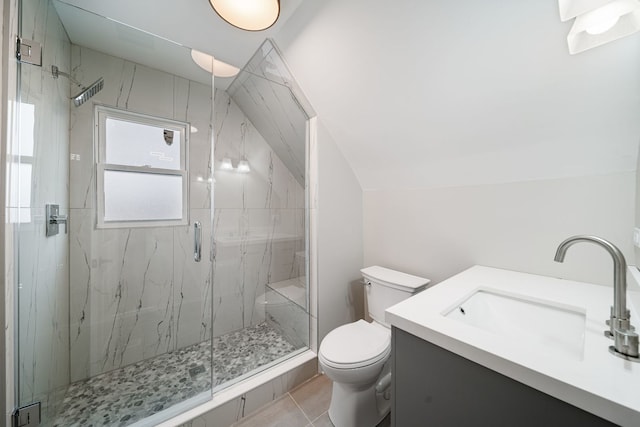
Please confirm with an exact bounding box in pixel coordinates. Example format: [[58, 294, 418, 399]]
[[272, 0, 640, 191], [277, 0, 639, 302], [364, 172, 635, 287], [317, 121, 363, 342]]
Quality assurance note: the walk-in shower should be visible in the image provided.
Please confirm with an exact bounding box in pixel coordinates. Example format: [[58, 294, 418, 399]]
[[11, 0, 315, 426]]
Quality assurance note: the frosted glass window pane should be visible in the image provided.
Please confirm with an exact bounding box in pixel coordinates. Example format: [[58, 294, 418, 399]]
[[104, 171, 183, 221], [105, 118, 181, 170]]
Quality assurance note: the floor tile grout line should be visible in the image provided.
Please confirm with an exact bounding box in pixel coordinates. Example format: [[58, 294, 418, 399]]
[[288, 391, 314, 425], [309, 410, 329, 424]]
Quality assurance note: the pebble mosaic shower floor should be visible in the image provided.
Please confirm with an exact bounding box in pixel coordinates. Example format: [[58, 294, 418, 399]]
[[52, 322, 297, 427]]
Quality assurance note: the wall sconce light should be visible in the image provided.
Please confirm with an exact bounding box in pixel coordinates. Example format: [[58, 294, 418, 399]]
[[208, 0, 280, 31], [219, 157, 251, 173], [237, 160, 251, 173], [559, 0, 640, 54], [196, 175, 214, 183], [220, 157, 234, 171]]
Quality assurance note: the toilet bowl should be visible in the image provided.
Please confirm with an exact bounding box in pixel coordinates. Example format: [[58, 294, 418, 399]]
[[320, 320, 391, 427], [319, 266, 430, 427]]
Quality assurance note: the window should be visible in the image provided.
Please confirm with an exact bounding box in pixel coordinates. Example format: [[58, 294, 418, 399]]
[[95, 106, 189, 228]]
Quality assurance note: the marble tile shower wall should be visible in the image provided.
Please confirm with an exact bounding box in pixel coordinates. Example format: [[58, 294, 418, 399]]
[[212, 89, 305, 340], [15, 0, 71, 418], [227, 41, 309, 188], [68, 45, 214, 381], [68, 46, 304, 382], [225, 40, 312, 349]]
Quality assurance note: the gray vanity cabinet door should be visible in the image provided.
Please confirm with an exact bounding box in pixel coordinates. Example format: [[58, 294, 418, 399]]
[[391, 327, 617, 427]]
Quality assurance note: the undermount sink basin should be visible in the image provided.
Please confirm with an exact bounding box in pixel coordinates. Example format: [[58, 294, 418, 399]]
[[445, 288, 586, 360]]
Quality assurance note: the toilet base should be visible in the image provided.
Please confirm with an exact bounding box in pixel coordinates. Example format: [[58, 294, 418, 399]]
[[327, 377, 390, 427]]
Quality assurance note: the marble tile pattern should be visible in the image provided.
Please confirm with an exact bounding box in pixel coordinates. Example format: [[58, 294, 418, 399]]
[[212, 87, 307, 340], [266, 279, 309, 349], [236, 39, 316, 120], [221, 39, 315, 354], [7, 9, 314, 427], [15, 0, 71, 421], [227, 39, 311, 187], [53, 322, 295, 427], [68, 45, 215, 381], [68, 44, 308, 384]]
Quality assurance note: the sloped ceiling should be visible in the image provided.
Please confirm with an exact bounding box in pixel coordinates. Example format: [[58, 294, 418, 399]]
[[61, 0, 640, 191], [275, 0, 640, 190]]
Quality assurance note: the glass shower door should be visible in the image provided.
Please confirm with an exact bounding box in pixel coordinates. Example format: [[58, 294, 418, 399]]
[[211, 39, 315, 391], [14, 0, 72, 423], [14, 0, 215, 425]]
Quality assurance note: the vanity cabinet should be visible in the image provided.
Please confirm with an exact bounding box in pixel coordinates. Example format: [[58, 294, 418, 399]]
[[391, 327, 616, 427]]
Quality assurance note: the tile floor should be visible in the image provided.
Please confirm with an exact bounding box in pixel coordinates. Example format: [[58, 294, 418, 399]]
[[231, 374, 391, 427]]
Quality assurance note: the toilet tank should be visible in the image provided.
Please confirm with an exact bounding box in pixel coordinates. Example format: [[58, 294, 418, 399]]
[[361, 266, 430, 326]]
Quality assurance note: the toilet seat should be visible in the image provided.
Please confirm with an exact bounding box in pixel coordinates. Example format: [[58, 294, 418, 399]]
[[319, 320, 391, 369]]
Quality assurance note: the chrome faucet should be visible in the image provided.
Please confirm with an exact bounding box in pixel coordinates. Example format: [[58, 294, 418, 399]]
[[554, 235, 639, 361]]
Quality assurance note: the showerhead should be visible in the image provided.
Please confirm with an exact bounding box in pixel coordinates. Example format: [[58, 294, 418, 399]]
[[51, 65, 104, 107], [72, 77, 104, 107]]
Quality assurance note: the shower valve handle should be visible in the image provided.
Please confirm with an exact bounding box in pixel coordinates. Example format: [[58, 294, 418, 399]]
[[45, 204, 67, 237], [50, 214, 68, 233]]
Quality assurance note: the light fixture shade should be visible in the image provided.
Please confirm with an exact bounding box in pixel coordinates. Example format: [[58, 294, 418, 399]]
[[559, 0, 616, 21], [191, 49, 239, 78], [567, 0, 640, 53], [237, 160, 251, 173], [220, 157, 234, 171], [209, 0, 280, 31]]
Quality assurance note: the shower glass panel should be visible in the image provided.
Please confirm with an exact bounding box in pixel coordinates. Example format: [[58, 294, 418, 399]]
[[211, 39, 314, 390], [14, 0, 214, 425]]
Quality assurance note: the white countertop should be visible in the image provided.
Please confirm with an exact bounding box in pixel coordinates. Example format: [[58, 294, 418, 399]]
[[385, 265, 640, 427]]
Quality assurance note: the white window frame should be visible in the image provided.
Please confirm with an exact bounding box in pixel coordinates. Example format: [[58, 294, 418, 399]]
[[95, 105, 189, 229]]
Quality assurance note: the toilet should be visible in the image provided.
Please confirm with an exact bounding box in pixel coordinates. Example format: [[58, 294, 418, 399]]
[[319, 266, 430, 427]]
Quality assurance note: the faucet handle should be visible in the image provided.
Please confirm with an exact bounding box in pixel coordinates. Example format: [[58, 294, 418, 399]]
[[611, 328, 639, 359], [606, 307, 633, 338]]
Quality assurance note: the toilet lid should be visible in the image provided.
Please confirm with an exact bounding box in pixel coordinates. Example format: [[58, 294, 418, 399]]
[[320, 320, 390, 368]]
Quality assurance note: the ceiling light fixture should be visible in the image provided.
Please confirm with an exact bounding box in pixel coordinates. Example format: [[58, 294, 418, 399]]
[[191, 49, 239, 78], [209, 0, 280, 31], [559, 0, 640, 54]]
